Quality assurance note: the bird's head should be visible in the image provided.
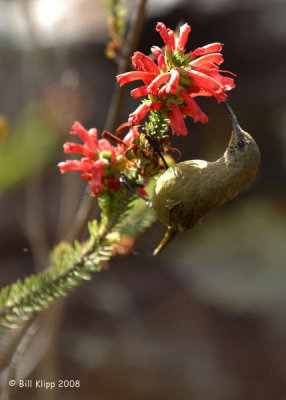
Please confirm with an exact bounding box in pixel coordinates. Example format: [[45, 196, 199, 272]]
[[224, 102, 261, 172]]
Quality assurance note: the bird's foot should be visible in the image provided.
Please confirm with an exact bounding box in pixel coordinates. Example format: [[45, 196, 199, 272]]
[[119, 172, 151, 205], [142, 130, 169, 169]]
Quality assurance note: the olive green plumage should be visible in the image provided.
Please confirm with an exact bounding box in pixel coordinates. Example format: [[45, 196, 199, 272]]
[[152, 104, 261, 255]]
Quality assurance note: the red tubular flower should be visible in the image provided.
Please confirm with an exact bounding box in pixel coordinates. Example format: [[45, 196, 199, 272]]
[[132, 51, 160, 74], [151, 46, 167, 71], [116, 21, 235, 135], [58, 122, 126, 197], [169, 103, 188, 136], [128, 102, 164, 125], [189, 69, 223, 92], [180, 91, 209, 123], [123, 126, 140, 147], [156, 22, 175, 52], [176, 23, 191, 51], [190, 53, 224, 68], [58, 158, 91, 174], [147, 73, 170, 95], [165, 69, 180, 94], [191, 43, 223, 57], [116, 71, 154, 86], [128, 104, 150, 125], [90, 160, 106, 196], [130, 86, 148, 99], [63, 142, 95, 159]]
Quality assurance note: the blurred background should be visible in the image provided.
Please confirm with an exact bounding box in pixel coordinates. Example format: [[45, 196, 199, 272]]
[[0, 0, 286, 399]]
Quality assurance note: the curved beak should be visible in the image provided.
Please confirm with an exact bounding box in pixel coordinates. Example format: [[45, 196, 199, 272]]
[[223, 102, 242, 134]]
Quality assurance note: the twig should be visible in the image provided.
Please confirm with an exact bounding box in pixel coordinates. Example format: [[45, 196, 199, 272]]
[[104, 0, 148, 133]]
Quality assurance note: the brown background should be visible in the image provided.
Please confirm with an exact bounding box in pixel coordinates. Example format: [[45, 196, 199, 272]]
[[0, 0, 286, 399]]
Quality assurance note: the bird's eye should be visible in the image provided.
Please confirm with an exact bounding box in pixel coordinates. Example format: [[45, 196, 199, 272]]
[[237, 140, 245, 148]]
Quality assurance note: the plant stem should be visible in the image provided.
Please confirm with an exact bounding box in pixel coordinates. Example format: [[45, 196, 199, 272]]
[[104, 0, 148, 133], [65, 0, 148, 243], [0, 189, 132, 328]]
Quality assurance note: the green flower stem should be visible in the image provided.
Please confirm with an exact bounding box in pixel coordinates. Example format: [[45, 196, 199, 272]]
[[0, 189, 133, 330]]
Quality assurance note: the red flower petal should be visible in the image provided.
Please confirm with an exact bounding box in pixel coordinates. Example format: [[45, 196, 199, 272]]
[[123, 126, 140, 146], [147, 73, 170, 95], [188, 85, 228, 102], [156, 22, 175, 51], [149, 101, 164, 111], [90, 160, 106, 196], [130, 85, 148, 98], [158, 86, 167, 97], [128, 103, 150, 124], [151, 46, 167, 71], [201, 68, 235, 91], [181, 106, 209, 123], [176, 23, 191, 51], [213, 91, 228, 103], [116, 71, 154, 86], [128, 102, 164, 124], [63, 142, 94, 159], [132, 52, 160, 74], [190, 53, 224, 68], [180, 91, 209, 123], [165, 68, 180, 94], [169, 103, 188, 136], [80, 172, 92, 181], [188, 69, 222, 95], [167, 29, 176, 52], [69, 122, 99, 150], [187, 85, 211, 96], [58, 159, 92, 174], [191, 43, 223, 57], [97, 138, 113, 152]]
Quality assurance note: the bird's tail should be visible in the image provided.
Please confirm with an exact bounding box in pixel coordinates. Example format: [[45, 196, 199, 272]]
[[153, 227, 176, 256]]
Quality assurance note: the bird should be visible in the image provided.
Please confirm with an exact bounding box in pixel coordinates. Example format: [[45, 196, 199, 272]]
[[152, 102, 261, 255]]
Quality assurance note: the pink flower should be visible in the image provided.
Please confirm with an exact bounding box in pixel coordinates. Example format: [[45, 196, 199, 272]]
[[116, 22, 235, 134], [58, 122, 126, 196]]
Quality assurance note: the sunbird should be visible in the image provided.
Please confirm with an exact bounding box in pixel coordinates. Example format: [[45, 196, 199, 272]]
[[152, 103, 261, 255]]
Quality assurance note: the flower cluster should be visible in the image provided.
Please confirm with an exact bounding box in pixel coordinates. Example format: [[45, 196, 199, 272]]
[[59, 22, 236, 198], [58, 122, 128, 196], [58, 122, 159, 197], [117, 22, 235, 136]]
